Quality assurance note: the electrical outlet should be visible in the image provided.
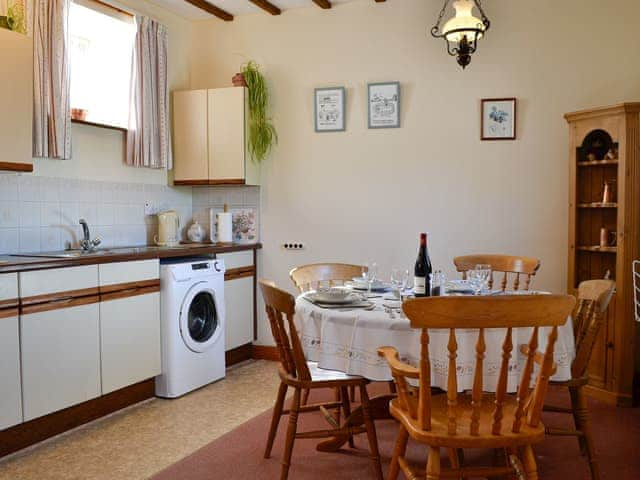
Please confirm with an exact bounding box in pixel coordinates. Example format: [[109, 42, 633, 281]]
[[282, 243, 305, 250]]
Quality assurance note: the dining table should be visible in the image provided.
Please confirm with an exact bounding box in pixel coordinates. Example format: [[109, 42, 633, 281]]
[[295, 288, 576, 452], [296, 291, 575, 391]]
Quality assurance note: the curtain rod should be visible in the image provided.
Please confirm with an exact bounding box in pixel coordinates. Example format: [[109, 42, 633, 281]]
[[86, 0, 164, 24], [91, 0, 134, 18]]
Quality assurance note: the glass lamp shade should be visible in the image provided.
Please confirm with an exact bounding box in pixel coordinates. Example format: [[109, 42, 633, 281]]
[[443, 0, 485, 43]]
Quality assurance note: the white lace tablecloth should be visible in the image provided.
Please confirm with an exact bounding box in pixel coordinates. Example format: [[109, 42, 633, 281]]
[[296, 295, 575, 392]]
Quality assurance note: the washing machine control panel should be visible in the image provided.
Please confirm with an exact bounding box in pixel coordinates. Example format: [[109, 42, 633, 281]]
[[191, 262, 210, 271]]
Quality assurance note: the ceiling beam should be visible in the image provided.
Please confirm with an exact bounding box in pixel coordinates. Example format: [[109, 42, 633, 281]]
[[312, 0, 331, 9], [184, 0, 234, 21], [249, 0, 281, 15]]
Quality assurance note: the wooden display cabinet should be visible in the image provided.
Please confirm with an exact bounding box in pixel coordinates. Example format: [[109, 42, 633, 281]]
[[566, 103, 640, 406]]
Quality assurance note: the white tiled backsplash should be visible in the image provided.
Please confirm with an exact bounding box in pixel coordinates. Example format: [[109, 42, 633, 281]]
[[191, 186, 260, 241], [0, 174, 260, 255]]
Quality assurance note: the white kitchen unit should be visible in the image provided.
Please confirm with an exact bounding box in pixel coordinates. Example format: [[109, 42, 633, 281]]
[[0, 273, 22, 430], [173, 87, 259, 186], [218, 251, 255, 351], [99, 260, 161, 394]]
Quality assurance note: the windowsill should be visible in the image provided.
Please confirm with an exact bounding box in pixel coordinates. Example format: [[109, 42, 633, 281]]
[[71, 118, 128, 133]]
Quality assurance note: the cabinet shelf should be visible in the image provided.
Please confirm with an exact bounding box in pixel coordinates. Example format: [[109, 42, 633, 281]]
[[577, 202, 617, 209], [577, 159, 619, 167], [576, 246, 617, 253]]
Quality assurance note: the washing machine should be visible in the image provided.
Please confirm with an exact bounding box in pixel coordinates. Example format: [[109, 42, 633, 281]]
[[156, 257, 226, 398]]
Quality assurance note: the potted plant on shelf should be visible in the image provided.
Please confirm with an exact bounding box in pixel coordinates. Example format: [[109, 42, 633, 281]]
[[1, 1, 27, 34], [236, 61, 277, 163]]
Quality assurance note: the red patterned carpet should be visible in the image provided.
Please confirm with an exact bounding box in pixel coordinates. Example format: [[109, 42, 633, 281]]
[[152, 384, 640, 479]]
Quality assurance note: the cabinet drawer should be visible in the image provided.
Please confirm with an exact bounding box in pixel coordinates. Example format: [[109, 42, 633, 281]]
[[99, 259, 159, 287], [0, 273, 18, 305], [218, 251, 254, 270], [21, 302, 101, 421], [0, 311, 22, 430], [19, 266, 98, 300]]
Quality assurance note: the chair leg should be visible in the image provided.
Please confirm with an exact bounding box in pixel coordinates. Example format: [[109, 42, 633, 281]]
[[447, 448, 461, 479], [301, 388, 310, 406], [520, 445, 538, 480], [388, 424, 409, 480], [280, 387, 301, 480], [339, 386, 355, 448], [388, 380, 397, 394], [359, 384, 383, 480], [333, 387, 341, 424], [570, 386, 601, 480], [426, 446, 441, 480], [265, 381, 288, 459], [349, 385, 357, 402]]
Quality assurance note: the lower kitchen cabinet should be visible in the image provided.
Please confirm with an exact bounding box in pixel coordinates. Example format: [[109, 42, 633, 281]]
[[0, 310, 22, 430], [100, 291, 161, 394], [20, 301, 101, 422], [224, 276, 254, 351]]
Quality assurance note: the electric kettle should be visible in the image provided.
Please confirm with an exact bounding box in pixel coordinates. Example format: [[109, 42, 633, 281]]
[[155, 210, 180, 247]]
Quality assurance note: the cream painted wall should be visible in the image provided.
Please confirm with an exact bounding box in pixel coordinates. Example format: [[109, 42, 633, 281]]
[[188, 0, 640, 345], [26, 0, 191, 184]]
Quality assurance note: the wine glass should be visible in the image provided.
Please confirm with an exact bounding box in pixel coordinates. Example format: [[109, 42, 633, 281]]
[[469, 264, 492, 295], [366, 262, 378, 296], [391, 268, 409, 300]]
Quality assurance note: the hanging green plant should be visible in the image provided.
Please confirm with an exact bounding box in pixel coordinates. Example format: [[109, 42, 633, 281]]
[[240, 61, 277, 163], [6, 2, 26, 34]]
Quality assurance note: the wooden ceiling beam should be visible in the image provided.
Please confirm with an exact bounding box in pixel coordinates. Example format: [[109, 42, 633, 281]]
[[312, 0, 331, 9], [184, 0, 234, 21], [250, 0, 281, 15]]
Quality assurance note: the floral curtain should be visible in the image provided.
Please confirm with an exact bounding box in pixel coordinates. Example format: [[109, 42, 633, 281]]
[[32, 0, 71, 159], [126, 16, 171, 169]]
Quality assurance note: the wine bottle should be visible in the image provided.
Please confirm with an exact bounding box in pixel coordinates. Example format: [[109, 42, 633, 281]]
[[414, 233, 433, 297]]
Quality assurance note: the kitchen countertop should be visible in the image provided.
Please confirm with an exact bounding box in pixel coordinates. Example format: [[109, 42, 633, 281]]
[[0, 243, 262, 274]]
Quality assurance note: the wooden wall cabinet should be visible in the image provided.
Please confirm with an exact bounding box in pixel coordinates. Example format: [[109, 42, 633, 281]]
[[0, 29, 33, 173], [0, 273, 21, 430], [566, 103, 640, 406], [173, 87, 259, 186]]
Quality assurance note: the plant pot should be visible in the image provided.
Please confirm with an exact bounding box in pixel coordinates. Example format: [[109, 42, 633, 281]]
[[0, 16, 9, 30], [232, 73, 247, 87], [71, 108, 89, 121]]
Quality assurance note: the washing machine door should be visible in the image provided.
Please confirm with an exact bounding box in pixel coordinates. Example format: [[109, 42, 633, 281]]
[[179, 282, 223, 353]]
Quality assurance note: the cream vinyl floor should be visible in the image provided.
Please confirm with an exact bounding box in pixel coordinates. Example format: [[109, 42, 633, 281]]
[[0, 360, 280, 480]]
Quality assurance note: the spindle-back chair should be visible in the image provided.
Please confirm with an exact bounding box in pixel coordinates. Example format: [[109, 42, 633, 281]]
[[289, 263, 365, 293], [454, 254, 541, 291], [259, 280, 382, 480], [541, 279, 615, 480], [379, 294, 575, 480]]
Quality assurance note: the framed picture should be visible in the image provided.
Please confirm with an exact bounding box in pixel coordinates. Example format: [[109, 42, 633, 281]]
[[481, 98, 516, 140], [315, 87, 346, 132], [368, 82, 400, 129]]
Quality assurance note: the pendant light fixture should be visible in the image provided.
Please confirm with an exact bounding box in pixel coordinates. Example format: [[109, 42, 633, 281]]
[[431, 0, 491, 69]]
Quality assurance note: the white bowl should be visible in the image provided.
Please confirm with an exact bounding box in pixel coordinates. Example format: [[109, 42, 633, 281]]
[[313, 287, 353, 303]]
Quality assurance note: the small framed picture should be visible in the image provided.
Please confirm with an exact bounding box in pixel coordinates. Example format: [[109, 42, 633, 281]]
[[481, 98, 516, 140], [315, 87, 346, 132], [368, 82, 400, 129]]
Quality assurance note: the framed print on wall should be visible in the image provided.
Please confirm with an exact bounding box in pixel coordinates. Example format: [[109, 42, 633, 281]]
[[314, 87, 346, 132], [481, 98, 517, 140], [368, 82, 400, 129]]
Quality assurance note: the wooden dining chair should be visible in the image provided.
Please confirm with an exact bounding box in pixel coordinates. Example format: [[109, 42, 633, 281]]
[[290, 262, 367, 403], [454, 254, 541, 291], [539, 279, 615, 480], [378, 294, 575, 480], [259, 280, 383, 480], [289, 263, 365, 293]]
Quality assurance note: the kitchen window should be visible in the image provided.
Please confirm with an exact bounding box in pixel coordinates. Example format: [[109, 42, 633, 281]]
[[69, 0, 136, 129]]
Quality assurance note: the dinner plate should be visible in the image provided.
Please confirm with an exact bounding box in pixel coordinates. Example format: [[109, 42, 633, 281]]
[[349, 279, 389, 292], [305, 291, 360, 305], [445, 279, 475, 294]]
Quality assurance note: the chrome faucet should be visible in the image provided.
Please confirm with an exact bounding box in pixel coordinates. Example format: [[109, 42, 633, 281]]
[[79, 219, 101, 252]]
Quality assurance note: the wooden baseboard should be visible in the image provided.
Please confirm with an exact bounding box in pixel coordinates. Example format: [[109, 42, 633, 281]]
[[0, 379, 155, 459], [583, 384, 634, 407], [225, 343, 254, 366], [252, 344, 279, 362]]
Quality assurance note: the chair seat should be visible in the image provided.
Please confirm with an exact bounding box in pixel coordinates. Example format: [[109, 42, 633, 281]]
[[308, 362, 362, 382], [278, 362, 365, 387], [390, 393, 545, 449]]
